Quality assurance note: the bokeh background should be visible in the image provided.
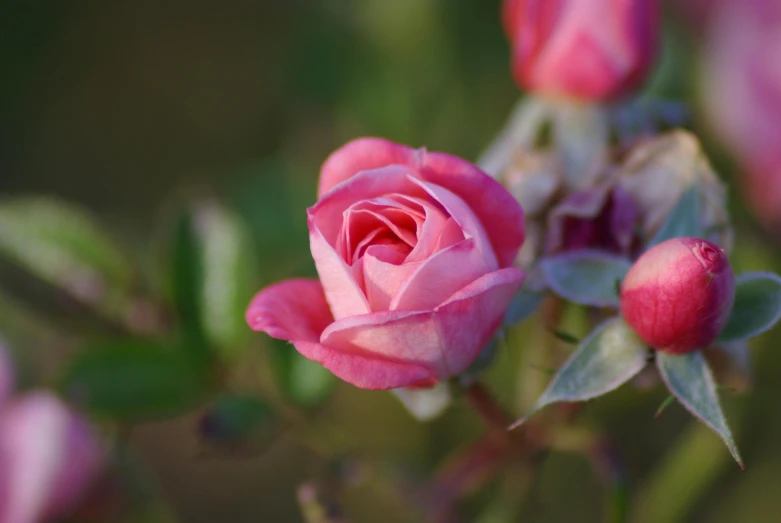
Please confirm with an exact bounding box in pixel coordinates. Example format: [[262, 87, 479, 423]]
[[1, 1, 780, 522]]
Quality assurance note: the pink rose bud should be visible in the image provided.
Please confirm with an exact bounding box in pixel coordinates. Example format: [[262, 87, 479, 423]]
[[0, 393, 102, 523], [246, 138, 525, 390], [620, 237, 735, 354], [502, 0, 659, 101]]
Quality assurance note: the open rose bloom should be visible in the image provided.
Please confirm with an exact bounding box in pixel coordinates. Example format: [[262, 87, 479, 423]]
[[247, 138, 525, 390]]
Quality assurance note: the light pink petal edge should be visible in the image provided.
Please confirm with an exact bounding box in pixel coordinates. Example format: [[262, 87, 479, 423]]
[[318, 138, 424, 197]]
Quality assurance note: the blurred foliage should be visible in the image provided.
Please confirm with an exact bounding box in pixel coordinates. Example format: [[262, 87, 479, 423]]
[[0, 1, 781, 523]]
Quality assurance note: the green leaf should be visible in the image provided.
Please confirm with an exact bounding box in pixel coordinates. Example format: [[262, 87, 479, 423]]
[[61, 340, 210, 421], [168, 211, 209, 356], [0, 197, 132, 311], [165, 201, 258, 359], [193, 203, 258, 356], [270, 339, 336, 409], [200, 394, 278, 450], [656, 351, 743, 467], [392, 381, 452, 421], [503, 289, 545, 326], [510, 317, 648, 428], [717, 272, 781, 343], [648, 187, 702, 247], [541, 251, 632, 307]]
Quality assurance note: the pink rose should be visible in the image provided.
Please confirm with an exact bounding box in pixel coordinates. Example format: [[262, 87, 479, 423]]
[[702, 0, 781, 231], [0, 393, 102, 523], [246, 138, 525, 390], [502, 0, 659, 101], [620, 237, 735, 354]]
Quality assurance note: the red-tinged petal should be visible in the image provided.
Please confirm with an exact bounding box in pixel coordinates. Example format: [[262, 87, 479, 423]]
[[246, 279, 432, 389], [409, 177, 498, 269], [321, 267, 524, 380], [246, 279, 334, 342], [318, 138, 424, 197], [293, 340, 434, 390], [433, 267, 525, 373], [420, 152, 525, 268]]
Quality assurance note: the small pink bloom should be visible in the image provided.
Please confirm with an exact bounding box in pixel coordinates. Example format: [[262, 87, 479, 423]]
[[703, 0, 781, 231], [502, 0, 659, 101], [0, 393, 102, 523], [247, 138, 525, 390], [546, 184, 639, 255], [620, 237, 735, 354]]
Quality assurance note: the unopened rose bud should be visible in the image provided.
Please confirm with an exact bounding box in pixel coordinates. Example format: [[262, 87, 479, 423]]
[[502, 0, 659, 101], [620, 237, 735, 354]]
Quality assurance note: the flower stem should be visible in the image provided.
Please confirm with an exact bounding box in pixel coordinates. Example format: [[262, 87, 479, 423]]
[[463, 381, 513, 442]]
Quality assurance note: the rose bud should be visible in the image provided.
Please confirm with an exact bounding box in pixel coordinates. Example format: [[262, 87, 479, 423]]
[[620, 237, 735, 354], [502, 0, 660, 101], [0, 393, 103, 523], [246, 138, 525, 390]]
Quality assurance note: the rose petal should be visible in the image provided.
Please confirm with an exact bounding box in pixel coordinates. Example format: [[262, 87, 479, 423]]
[[319, 138, 424, 197], [390, 238, 494, 311], [420, 152, 525, 268], [310, 222, 372, 319], [309, 166, 426, 246], [321, 267, 524, 381], [434, 267, 525, 373], [362, 247, 421, 311], [246, 279, 334, 342], [293, 339, 434, 390], [409, 177, 498, 269]]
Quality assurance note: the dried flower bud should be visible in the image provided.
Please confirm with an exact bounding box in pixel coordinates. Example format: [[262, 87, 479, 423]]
[[620, 237, 735, 354]]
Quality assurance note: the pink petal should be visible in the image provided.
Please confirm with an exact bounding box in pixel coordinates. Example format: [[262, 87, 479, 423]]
[[309, 166, 426, 246], [321, 267, 524, 382], [310, 222, 372, 319], [293, 339, 434, 390], [409, 177, 498, 268], [434, 268, 525, 373], [0, 393, 101, 523], [420, 152, 525, 268], [246, 279, 432, 389], [318, 138, 424, 197], [246, 279, 334, 343], [390, 238, 494, 311], [362, 246, 421, 311]]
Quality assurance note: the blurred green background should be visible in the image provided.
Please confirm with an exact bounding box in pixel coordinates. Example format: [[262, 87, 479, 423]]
[[1, 1, 780, 522]]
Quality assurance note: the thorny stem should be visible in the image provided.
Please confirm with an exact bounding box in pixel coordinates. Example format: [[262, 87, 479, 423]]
[[463, 382, 513, 444], [426, 380, 548, 522]]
